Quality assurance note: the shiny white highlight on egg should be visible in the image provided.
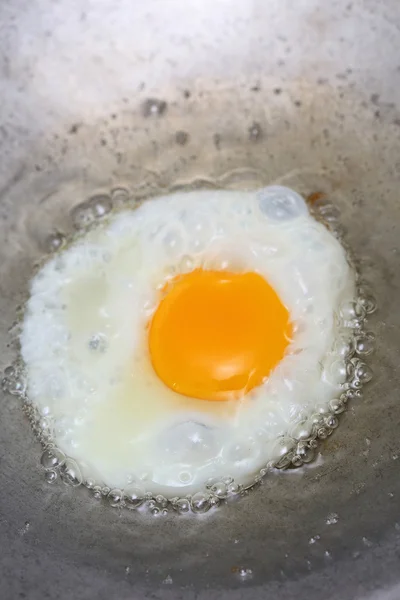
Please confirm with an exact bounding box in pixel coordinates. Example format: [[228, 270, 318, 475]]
[[20, 186, 355, 496]]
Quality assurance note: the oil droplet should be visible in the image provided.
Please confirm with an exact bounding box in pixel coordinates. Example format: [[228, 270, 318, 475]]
[[174, 498, 190, 513], [309, 535, 320, 544], [248, 122, 262, 141], [232, 566, 253, 580], [362, 537, 373, 547], [19, 521, 30, 536], [142, 98, 167, 117], [326, 512, 339, 525], [175, 131, 189, 146]]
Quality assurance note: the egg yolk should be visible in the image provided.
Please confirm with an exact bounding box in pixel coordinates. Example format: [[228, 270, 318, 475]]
[[148, 269, 291, 401]]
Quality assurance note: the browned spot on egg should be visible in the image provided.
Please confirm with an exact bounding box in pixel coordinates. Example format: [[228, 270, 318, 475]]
[[307, 191, 327, 205]]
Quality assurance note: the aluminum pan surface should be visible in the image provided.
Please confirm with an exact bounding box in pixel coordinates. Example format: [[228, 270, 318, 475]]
[[0, 1, 400, 598]]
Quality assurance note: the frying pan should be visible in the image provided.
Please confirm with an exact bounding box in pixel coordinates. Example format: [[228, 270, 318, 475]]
[[1, 1, 400, 599]]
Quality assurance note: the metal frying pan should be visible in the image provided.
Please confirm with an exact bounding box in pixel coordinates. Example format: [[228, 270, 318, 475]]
[[1, 1, 400, 598]]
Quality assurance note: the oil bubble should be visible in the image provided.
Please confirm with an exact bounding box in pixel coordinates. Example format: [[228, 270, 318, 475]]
[[358, 290, 377, 314], [248, 122, 262, 141], [329, 398, 346, 414], [271, 437, 295, 466], [222, 476, 234, 485], [45, 232, 66, 253], [92, 486, 102, 500], [142, 98, 167, 117], [191, 492, 212, 514], [111, 187, 130, 205], [227, 482, 241, 495], [108, 489, 123, 507], [4, 365, 15, 377], [174, 498, 190, 513], [290, 420, 313, 441], [60, 459, 82, 487], [123, 485, 145, 509], [317, 427, 329, 439], [355, 361, 373, 383], [70, 201, 96, 229], [88, 194, 112, 218], [258, 186, 308, 221], [333, 335, 355, 358], [325, 415, 339, 429], [2, 368, 26, 396], [179, 471, 192, 484], [155, 494, 168, 508], [41, 448, 66, 470], [291, 454, 303, 467], [210, 481, 228, 499], [355, 332, 375, 356], [45, 470, 58, 484], [339, 301, 366, 328], [318, 204, 341, 222], [296, 442, 315, 463], [324, 359, 347, 384]]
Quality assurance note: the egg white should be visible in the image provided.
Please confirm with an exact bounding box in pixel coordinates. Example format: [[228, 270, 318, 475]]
[[20, 187, 355, 496]]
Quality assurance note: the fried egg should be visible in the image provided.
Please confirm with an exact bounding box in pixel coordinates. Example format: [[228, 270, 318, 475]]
[[20, 186, 355, 497]]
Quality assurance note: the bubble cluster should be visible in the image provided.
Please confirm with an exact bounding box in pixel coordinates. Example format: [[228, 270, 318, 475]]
[[326, 512, 339, 525], [2, 364, 27, 397]]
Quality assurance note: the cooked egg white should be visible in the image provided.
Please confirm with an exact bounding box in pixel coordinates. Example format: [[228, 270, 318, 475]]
[[20, 186, 355, 496]]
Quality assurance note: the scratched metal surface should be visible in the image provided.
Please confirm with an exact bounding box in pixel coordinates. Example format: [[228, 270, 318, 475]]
[[0, 1, 400, 599]]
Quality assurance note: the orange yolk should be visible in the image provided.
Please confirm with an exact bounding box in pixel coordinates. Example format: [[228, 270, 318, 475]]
[[148, 269, 291, 401]]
